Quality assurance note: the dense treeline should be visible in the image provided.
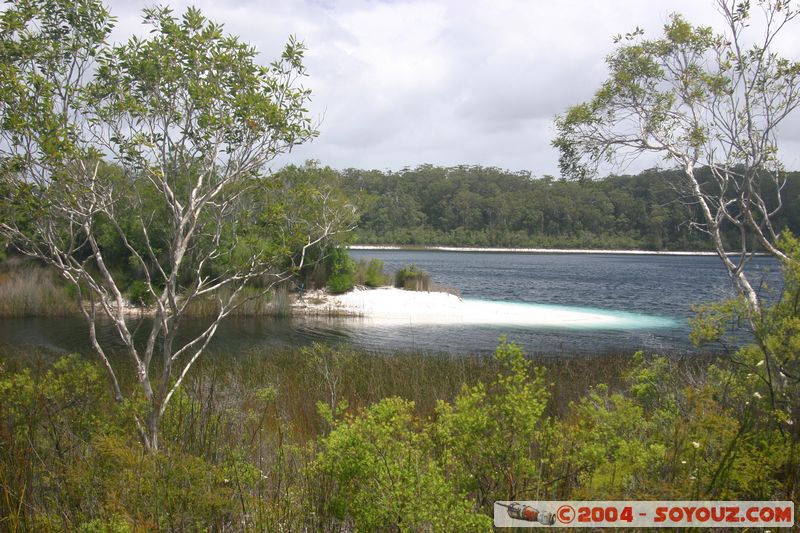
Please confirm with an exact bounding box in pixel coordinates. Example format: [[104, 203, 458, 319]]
[[7, 163, 800, 281], [339, 165, 800, 250]]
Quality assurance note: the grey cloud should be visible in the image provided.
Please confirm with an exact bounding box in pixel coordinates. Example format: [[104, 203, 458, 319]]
[[106, 0, 800, 175]]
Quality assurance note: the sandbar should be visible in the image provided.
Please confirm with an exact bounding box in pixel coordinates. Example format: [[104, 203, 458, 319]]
[[294, 286, 676, 330]]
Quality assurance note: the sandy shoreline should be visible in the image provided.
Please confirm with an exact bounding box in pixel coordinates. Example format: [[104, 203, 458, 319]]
[[104, 287, 676, 330], [292, 286, 676, 329], [349, 245, 724, 256]]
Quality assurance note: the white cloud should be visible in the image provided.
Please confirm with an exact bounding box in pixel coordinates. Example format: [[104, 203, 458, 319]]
[[105, 0, 800, 175]]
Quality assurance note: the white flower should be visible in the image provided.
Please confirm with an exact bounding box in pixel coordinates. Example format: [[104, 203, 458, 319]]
[[689, 475, 696, 480], [753, 392, 763, 399], [681, 460, 687, 464], [757, 359, 764, 367], [692, 441, 700, 449]]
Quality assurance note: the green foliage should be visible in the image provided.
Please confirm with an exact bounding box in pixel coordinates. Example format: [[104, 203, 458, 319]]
[[552, 11, 731, 179], [0, 355, 120, 529], [0, 0, 113, 160], [394, 263, 432, 291], [688, 231, 800, 444], [2, 332, 800, 527], [339, 165, 797, 250], [550, 2, 800, 325], [434, 339, 551, 509], [317, 397, 490, 532], [751, 232, 800, 431], [689, 297, 749, 346], [315, 340, 554, 527], [563, 352, 790, 500], [354, 257, 389, 287], [325, 246, 355, 294], [77, 515, 132, 533], [91, 6, 315, 158], [125, 280, 152, 307], [567, 381, 670, 498], [84, 434, 239, 530], [244, 161, 357, 279], [1, 0, 355, 452]]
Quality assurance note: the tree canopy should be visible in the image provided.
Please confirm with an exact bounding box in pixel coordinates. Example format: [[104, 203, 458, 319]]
[[0, 0, 354, 450], [337, 164, 800, 250], [553, 0, 800, 315]]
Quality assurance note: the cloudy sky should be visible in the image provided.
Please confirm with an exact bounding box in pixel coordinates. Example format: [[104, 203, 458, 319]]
[[108, 0, 800, 176]]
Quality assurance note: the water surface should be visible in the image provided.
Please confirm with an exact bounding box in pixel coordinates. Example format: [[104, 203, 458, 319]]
[[0, 251, 780, 356]]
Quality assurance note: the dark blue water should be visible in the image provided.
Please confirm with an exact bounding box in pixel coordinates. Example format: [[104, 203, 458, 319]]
[[0, 251, 781, 356], [341, 250, 780, 355]]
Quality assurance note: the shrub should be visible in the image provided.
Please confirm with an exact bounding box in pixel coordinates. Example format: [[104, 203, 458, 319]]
[[127, 280, 153, 307], [394, 264, 432, 291], [316, 397, 491, 532], [433, 339, 551, 509], [325, 247, 355, 294], [327, 271, 354, 294]]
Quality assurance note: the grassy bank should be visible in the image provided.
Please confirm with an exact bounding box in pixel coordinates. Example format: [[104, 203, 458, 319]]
[[0, 258, 295, 319], [183, 284, 293, 317], [0, 342, 792, 531], [0, 261, 76, 318]]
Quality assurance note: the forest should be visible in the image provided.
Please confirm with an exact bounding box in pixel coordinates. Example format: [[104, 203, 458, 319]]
[[340, 165, 800, 250]]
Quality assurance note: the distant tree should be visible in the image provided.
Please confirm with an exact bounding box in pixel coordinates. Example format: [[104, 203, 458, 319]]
[[0, 1, 353, 451], [553, 0, 800, 316]]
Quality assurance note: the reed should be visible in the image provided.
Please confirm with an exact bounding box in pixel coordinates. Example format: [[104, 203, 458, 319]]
[[0, 264, 76, 317], [354, 258, 391, 287], [183, 284, 291, 317]]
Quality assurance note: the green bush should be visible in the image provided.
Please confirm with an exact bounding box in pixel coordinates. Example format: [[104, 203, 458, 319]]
[[433, 339, 551, 510], [2, 331, 800, 528], [394, 264, 432, 291], [126, 280, 153, 307], [316, 397, 491, 532], [325, 247, 355, 294]]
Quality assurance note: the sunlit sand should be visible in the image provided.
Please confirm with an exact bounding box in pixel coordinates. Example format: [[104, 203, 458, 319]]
[[297, 287, 677, 330]]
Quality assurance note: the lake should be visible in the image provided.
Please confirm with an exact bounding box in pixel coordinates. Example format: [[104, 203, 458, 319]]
[[0, 251, 781, 357]]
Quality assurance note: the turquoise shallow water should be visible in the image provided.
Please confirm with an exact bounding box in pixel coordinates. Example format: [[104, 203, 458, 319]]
[[455, 299, 679, 330]]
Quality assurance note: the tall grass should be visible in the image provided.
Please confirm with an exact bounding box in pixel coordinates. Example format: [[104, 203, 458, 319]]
[[183, 284, 292, 317], [394, 263, 461, 296], [354, 258, 391, 287], [0, 263, 76, 317]]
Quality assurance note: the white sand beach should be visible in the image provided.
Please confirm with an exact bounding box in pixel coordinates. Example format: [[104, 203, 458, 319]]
[[293, 286, 676, 330], [349, 245, 723, 256]]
